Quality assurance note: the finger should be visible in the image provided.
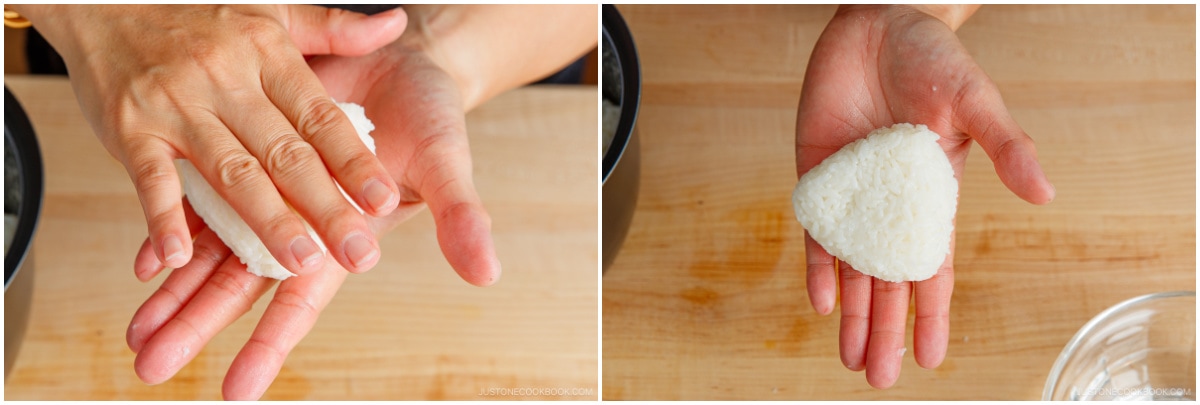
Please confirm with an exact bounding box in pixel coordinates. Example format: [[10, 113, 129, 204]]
[[124, 137, 191, 269], [957, 81, 1055, 205], [914, 230, 955, 369], [134, 259, 274, 385], [127, 227, 231, 353], [261, 55, 402, 220], [838, 261, 873, 371], [184, 117, 325, 275], [282, 5, 407, 56], [805, 232, 836, 315], [412, 138, 501, 287], [134, 198, 209, 282], [223, 261, 349, 400], [864, 278, 912, 389], [219, 96, 380, 273], [133, 238, 161, 282]]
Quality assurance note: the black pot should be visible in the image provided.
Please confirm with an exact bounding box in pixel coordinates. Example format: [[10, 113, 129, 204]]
[[5, 86, 43, 378], [602, 5, 641, 273]]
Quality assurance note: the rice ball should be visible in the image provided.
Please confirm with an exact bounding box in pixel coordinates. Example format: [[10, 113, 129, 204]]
[[792, 123, 957, 282], [179, 101, 376, 280]]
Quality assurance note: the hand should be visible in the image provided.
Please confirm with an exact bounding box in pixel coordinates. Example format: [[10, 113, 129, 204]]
[[795, 5, 1054, 388], [126, 27, 505, 400], [17, 5, 408, 275], [304, 35, 503, 286], [122, 5, 593, 398], [127, 199, 398, 400]]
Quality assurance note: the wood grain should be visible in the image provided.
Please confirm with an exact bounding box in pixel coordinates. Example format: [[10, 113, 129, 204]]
[[602, 4, 1195, 400], [3, 76, 598, 400]]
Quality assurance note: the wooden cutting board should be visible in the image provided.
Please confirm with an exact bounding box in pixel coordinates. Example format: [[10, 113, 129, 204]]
[[603, 4, 1195, 400], [3, 76, 598, 400]]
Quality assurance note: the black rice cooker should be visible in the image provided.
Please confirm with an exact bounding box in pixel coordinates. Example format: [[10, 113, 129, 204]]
[[602, 5, 641, 273], [5, 86, 42, 378]]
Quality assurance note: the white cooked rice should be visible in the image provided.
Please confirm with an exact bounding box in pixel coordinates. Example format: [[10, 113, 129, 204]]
[[179, 101, 376, 280], [791, 123, 957, 282]]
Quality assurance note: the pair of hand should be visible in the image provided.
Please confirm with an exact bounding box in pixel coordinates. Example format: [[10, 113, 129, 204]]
[[796, 5, 1055, 389], [21, 4, 508, 400], [124, 12, 501, 401]]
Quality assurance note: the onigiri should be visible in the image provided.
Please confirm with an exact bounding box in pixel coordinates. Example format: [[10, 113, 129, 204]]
[[792, 123, 957, 282], [179, 101, 376, 280]]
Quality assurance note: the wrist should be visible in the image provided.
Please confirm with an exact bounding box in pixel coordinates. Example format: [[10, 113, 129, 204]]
[[391, 6, 484, 110]]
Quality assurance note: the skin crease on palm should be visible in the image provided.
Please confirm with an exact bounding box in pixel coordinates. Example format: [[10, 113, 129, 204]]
[[118, 5, 597, 400], [795, 5, 1055, 389]]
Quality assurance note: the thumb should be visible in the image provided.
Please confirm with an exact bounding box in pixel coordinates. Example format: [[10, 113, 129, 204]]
[[408, 135, 501, 287], [281, 5, 407, 56], [959, 82, 1056, 205]]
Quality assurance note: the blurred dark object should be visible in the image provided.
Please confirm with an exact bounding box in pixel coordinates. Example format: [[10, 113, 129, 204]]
[[24, 27, 65, 75], [601, 4, 641, 273], [319, 4, 401, 15], [534, 56, 585, 85], [5, 86, 43, 378]]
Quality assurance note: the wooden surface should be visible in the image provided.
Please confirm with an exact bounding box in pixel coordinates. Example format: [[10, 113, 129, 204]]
[[3, 76, 598, 400], [603, 4, 1195, 400]]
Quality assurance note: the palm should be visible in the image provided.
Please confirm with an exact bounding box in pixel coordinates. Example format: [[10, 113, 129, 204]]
[[798, 7, 979, 173], [795, 6, 1054, 389], [309, 46, 500, 286], [125, 46, 500, 400]]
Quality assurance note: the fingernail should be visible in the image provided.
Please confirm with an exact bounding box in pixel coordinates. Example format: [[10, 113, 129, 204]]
[[362, 178, 398, 214], [343, 233, 378, 270], [291, 237, 324, 273], [163, 235, 185, 267]]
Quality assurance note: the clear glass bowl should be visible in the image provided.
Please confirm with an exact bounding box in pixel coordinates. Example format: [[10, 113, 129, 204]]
[[1044, 291, 1196, 400]]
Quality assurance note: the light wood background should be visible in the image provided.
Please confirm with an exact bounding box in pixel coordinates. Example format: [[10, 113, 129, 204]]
[[3, 76, 598, 400], [603, 4, 1195, 400]]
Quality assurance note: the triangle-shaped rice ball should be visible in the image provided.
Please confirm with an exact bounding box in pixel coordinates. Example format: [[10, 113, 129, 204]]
[[792, 123, 958, 282]]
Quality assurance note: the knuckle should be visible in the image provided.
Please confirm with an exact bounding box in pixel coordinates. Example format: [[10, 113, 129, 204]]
[[146, 207, 180, 234], [841, 312, 870, 324], [172, 317, 206, 345], [437, 201, 487, 228], [259, 210, 303, 241], [213, 150, 264, 192], [313, 202, 362, 237], [296, 100, 349, 142], [158, 284, 189, 308], [206, 269, 258, 306], [272, 290, 320, 319], [191, 238, 231, 268], [245, 336, 288, 363], [183, 39, 222, 66], [840, 269, 872, 283], [336, 152, 380, 179], [873, 280, 910, 294], [240, 17, 290, 51], [263, 136, 320, 181], [916, 312, 950, 324], [130, 155, 174, 192], [181, 39, 237, 87], [414, 152, 459, 197], [869, 329, 906, 340]]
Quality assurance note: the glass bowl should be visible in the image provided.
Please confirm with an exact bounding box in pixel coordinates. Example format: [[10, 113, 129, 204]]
[[1044, 291, 1195, 400]]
